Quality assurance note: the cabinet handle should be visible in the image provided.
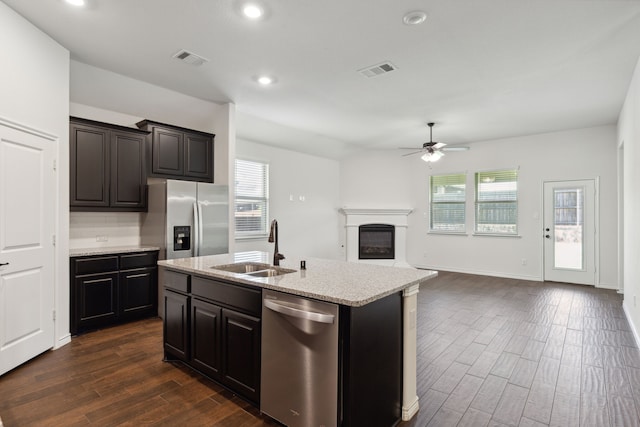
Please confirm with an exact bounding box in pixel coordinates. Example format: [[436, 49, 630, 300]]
[[0, 262, 8, 267]]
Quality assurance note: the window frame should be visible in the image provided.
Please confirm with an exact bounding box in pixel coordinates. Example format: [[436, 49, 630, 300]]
[[474, 168, 519, 236], [234, 158, 270, 239], [428, 172, 467, 234]]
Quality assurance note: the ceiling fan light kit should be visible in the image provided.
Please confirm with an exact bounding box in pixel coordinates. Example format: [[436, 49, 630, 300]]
[[399, 122, 469, 163], [421, 150, 444, 162]]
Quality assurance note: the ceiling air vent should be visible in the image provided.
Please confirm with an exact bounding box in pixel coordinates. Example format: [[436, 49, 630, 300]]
[[172, 49, 209, 66], [358, 61, 397, 78]]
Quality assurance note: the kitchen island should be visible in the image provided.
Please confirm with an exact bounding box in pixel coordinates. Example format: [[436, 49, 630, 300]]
[[158, 252, 436, 426]]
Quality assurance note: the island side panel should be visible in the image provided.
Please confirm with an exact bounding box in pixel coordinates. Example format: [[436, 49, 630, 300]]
[[402, 284, 420, 420], [340, 291, 403, 427]]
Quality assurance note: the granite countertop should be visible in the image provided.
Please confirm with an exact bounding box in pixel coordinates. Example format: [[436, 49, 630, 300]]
[[70, 246, 161, 257], [158, 252, 437, 307]]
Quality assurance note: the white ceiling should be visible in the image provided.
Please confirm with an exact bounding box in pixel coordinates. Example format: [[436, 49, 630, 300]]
[[5, 0, 640, 158]]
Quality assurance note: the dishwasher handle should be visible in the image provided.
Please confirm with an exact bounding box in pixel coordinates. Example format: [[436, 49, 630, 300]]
[[264, 299, 335, 324]]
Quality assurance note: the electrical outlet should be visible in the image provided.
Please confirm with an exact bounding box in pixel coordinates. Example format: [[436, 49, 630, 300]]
[[521, 258, 527, 266], [96, 235, 108, 242]]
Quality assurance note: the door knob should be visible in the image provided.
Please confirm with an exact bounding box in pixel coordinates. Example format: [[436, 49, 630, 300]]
[[545, 228, 550, 232], [545, 235, 550, 239], [0, 262, 8, 266]]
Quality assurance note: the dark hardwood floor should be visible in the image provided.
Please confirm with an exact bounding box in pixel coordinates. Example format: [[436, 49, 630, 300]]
[[399, 271, 640, 427], [0, 318, 279, 427], [1, 271, 639, 426]]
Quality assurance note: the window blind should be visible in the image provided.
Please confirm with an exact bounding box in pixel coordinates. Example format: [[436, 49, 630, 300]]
[[429, 173, 466, 232], [235, 159, 269, 236], [475, 169, 518, 234]]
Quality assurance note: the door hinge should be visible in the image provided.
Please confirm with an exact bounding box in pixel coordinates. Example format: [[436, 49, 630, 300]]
[[53, 159, 57, 171], [52, 235, 56, 246], [52, 309, 56, 321]]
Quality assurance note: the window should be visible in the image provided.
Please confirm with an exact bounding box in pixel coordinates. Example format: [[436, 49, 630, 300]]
[[429, 173, 466, 232], [235, 159, 269, 237], [475, 169, 518, 234]]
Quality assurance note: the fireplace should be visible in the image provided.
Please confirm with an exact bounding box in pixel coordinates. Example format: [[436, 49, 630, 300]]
[[359, 224, 395, 260], [341, 208, 412, 267]]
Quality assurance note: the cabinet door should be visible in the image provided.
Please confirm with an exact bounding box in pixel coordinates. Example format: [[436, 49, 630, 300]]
[[110, 130, 147, 210], [152, 127, 183, 176], [164, 289, 189, 361], [184, 132, 213, 181], [119, 267, 157, 320], [190, 298, 222, 380], [221, 309, 261, 403], [70, 122, 110, 208], [74, 272, 118, 333]]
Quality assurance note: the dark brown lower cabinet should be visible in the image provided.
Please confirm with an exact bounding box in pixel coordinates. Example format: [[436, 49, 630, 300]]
[[70, 251, 158, 335], [120, 267, 157, 320], [164, 289, 190, 361], [221, 309, 261, 403], [190, 298, 221, 379], [162, 271, 261, 405], [75, 271, 119, 330]]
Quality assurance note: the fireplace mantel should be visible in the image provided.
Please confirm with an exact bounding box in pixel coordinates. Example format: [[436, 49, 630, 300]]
[[340, 207, 413, 267], [340, 208, 413, 215]]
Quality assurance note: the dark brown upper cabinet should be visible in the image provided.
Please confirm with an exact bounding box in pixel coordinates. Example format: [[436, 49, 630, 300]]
[[136, 120, 214, 183], [70, 117, 150, 212]]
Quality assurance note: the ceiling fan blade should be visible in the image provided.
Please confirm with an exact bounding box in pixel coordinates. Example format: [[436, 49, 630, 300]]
[[398, 147, 424, 150], [401, 150, 424, 156], [441, 146, 470, 152], [433, 142, 446, 149]]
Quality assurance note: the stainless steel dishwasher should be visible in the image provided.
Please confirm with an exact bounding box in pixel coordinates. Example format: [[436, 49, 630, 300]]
[[261, 289, 339, 427]]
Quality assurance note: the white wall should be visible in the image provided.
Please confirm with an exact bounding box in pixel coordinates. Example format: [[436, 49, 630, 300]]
[[0, 2, 70, 347], [235, 139, 342, 260], [340, 126, 618, 286], [618, 54, 640, 345]]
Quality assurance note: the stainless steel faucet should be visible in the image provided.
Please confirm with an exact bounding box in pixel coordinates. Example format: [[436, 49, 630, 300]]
[[268, 219, 285, 266]]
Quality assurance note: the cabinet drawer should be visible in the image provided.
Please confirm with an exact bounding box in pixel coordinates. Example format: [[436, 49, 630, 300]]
[[120, 251, 158, 270], [164, 269, 190, 293], [74, 256, 119, 275], [192, 276, 261, 316]]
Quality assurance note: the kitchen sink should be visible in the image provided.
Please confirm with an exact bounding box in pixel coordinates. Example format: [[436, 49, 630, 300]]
[[211, 262, 296, 277]]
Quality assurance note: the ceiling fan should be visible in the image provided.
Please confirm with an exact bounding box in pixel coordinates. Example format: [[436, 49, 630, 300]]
[[400, 123, 469, 162]]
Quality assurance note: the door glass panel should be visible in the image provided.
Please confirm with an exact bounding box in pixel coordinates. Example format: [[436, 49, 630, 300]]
[[554, 187, 584, 270]]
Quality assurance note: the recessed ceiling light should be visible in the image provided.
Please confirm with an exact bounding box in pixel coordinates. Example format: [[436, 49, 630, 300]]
[[242, 3, 264, 19], [256, 75, 275, 85], [403, 11, 427, 25], [65, 0, 85, 6]]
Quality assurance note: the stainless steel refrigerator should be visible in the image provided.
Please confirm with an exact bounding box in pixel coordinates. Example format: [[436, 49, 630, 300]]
[[141, 179, 229, 260]]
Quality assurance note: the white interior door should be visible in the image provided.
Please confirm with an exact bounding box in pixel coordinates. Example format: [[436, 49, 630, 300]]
[[543, 180, 596, 285], [0, 121, 55, 376]]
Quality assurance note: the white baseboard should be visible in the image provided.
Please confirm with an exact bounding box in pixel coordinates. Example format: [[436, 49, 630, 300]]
[[623, 301, 640, 348], [596, 283, 620, 291], [402, 396, 420, 421], [412, 264, 541, 282], [55, 333, 71, 349]]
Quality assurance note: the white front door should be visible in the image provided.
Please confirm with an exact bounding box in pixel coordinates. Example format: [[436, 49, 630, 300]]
[[543, 179, 596, 285], [0, 121, 56, 376]]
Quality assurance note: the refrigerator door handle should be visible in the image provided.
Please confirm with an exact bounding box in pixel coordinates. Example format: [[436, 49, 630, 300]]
[[193, 202, 199, 256], [197, 201, 204, 257]]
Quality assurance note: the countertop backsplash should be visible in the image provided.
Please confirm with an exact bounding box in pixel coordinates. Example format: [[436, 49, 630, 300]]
[[69, 211, 142, 250]]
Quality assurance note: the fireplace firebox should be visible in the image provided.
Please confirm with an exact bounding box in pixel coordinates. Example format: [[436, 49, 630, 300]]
[[359, 224, 395, 260]]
